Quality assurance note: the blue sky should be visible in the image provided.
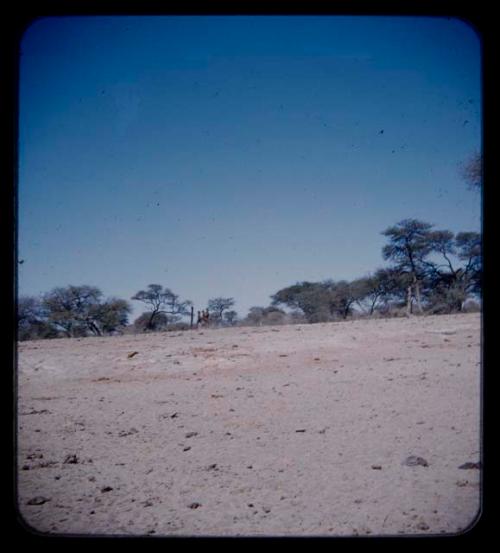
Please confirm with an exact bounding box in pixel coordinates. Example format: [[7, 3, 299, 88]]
[[18, 15, 481, 321]]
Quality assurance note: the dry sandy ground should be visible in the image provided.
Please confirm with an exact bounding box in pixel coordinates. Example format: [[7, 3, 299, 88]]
[[16, 313, 481, 537]]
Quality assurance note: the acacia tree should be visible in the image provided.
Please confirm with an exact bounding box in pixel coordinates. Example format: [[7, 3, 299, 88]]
[[18, 296, 58, 340], [42, 285, 132, 337], [271, 280, 361, 322], [326, 280, 360, 320], [93, 298, 132, 334], [223, 310, 238, 326], [132, 284, 191, 331], [381, 220, 481, 314], [271, 281, 327, 322], [43, 285, 104, 337], [133, 311, 169, 332], [244, 307, 266, 326], [422, 230, 481, 312], [207, 297, 235, 323], [243, 306, 287, 326], [455, 231, 481, 295], [381, 219, 434, 315], [352, 268, 405, 315]]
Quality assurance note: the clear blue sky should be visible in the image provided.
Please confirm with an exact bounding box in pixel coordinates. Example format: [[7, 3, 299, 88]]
[[18, 15, 482, 321]]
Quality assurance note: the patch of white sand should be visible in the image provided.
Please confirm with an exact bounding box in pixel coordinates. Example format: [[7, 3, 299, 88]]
[[16, 313, 481, 537]]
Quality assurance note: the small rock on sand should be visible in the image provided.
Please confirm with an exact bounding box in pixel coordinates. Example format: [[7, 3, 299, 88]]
[[27, 496, 51, 505], [63, 454, 79, 464], [458, 462, 481, 470], [403, 456, 429, 467]]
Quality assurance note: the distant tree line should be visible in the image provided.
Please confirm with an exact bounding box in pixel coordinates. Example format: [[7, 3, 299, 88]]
[[248, 219, 481, 326], [17, 218, 481, 341], [17, 280, 239, 340], [18, 285, 131, 341]]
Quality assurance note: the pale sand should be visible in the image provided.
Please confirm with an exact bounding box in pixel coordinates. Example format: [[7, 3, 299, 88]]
[[16, 312, 481, 537]]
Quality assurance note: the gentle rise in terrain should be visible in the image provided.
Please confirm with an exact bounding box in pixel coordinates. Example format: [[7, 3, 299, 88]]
[[17, 313, 481, 536]]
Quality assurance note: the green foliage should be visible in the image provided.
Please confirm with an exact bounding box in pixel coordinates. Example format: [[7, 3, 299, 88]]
[[95, 298, 132, 334], [207, 297, 235, 321], [271, 280, 362, 322], [223, 310, 238, 325], [352, 269, 408, 315], [242, 306, 287, 326], [18, 217, 482, 340], [17, 296, 59, 340], [381, 219, 434, 277], [267, 219, 481, 323], [132, 284, 191, 331], [43, 285, 105, 337], [133, 311, 168, 332], [18, 286, 132, 340]]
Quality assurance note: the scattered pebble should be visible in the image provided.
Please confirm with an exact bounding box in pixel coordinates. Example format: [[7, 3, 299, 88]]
[[63, 454, 79, 464], [118, 428, 139, 437], [188, 502, 202, 509], [371, 465, 383, 470], [458, 462, 481, 470], [403, 456, 429, 467], [27, 496, 50, 505], [127, 351, 139, 359], [101, 486, 113, 493], [26, 453, 43, 460], [416, 522, 430, 531]]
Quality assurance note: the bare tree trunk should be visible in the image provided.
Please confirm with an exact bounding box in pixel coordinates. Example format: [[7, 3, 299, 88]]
[[147, 311, 157, 331], [88, 320, 102, 336], [406, 285, 412, 317], [414, 279, 423, 314]]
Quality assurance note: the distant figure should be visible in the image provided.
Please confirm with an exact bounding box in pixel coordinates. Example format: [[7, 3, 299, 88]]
[[197, 309, 210, 328]]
